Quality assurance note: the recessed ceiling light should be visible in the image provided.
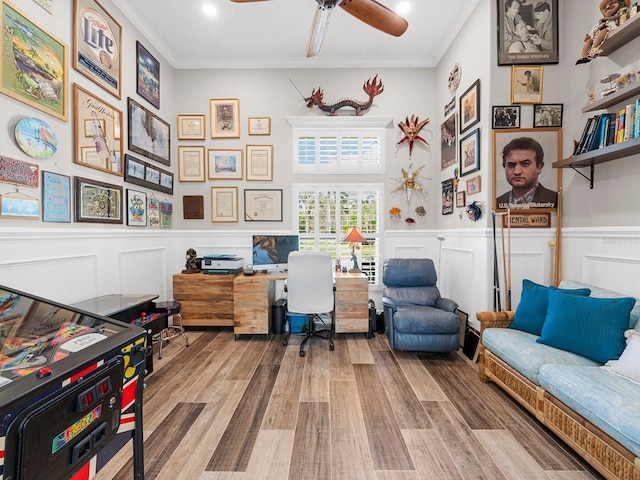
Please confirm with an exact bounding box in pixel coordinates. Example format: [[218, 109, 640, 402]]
[[202, 3, 217, 17], [396, 2, 410, 15]]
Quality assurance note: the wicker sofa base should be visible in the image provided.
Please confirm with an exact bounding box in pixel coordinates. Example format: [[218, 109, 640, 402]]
[[482, 348, 640, 480]]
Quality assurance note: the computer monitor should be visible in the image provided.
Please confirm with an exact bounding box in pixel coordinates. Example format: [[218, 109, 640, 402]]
[[252, 235, 299, 272]]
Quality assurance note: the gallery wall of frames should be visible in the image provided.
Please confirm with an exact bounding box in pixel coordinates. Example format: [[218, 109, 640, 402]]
[[0, 0, 281, 228]]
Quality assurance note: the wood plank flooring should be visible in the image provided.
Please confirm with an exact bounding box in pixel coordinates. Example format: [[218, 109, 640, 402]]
[[95, 328, 603, 480]]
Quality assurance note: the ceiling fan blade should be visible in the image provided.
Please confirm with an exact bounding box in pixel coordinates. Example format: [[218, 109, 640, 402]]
[[339, 0, 408, 37], [307, 4, 336, 57]]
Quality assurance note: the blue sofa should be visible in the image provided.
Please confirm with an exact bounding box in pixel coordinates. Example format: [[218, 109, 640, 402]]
[[478, 280, 640, 480]]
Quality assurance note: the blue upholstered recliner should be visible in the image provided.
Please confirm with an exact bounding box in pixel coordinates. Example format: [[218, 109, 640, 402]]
[[382, 258, 459, 352]]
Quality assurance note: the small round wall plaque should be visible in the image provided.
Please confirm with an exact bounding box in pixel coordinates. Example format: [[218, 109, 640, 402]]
[[15, 117, 58, 159]]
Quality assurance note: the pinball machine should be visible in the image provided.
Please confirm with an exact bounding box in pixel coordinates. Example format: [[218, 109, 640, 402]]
[[0, 285, 149, 480]]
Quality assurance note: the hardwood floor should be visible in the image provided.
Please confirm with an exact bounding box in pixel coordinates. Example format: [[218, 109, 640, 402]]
[[95, 328, 603, 480]]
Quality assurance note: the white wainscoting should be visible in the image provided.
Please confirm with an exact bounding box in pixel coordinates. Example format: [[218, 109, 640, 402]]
[[1, 227, 638, 326], [0, 255, 98, 303], [119, 248, 167, 299]]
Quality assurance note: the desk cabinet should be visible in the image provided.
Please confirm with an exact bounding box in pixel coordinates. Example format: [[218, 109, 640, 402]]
[[233, 273, 285, 335], [233, 271, 368, 335], [172, 273, 235, 327], [334, 273, 369, 333]]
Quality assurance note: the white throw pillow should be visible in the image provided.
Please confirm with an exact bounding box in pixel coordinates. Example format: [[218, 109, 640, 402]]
[[604, 329, 640, 384]]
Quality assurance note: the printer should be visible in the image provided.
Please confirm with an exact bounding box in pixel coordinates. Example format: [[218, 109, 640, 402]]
[[201, 255, 244, 274]]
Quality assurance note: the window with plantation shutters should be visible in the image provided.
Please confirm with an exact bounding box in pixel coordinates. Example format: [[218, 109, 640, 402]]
[[294, 184, 383, 285], [287, 116, 391, 175]]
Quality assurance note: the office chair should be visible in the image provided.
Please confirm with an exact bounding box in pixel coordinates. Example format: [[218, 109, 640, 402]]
[[283, 251, 335, 357]]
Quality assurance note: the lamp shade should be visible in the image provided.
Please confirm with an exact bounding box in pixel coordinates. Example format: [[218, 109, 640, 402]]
[[343, 227, 366, 244]]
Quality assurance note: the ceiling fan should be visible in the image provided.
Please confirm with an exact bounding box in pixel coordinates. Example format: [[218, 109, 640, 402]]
[[230, 0, 409, 57]]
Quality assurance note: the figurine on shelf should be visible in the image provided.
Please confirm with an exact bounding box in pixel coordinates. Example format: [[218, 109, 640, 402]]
[[576, 0, 629, 65], [182, 248, 200, 274]]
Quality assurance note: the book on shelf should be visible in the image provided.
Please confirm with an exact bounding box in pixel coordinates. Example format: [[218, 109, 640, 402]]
[[607, 112, 618, 145], [574, 116, 595, 155], [576, 116, 598, 154], [635, 98, 640, 139], [615, 108, 626, 144], [598, 113, 616, 148], [624, 103, 636, 142], [587, 115, 607, 152]]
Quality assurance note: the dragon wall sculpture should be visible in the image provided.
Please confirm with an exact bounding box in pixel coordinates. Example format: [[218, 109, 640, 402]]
[[304, 75, 383, 116]]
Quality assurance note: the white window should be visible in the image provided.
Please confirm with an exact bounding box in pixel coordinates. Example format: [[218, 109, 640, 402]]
[[294, 184, 383, 285], [287, 116, 392, 175]]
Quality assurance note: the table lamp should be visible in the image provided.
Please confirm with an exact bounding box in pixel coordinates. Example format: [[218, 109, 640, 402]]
[[343, 227, 366, 272]]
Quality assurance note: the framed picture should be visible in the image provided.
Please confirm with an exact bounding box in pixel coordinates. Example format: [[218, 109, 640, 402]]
[[160, 199, 172, 229], [183, 195, 204, 220], [136, 41, 159, 109], [244, 189, 283, 221], [497, 0, 559, 66], [492, 105, 521, 129], [128, 97, 171, 165], [211, 187, 238, 223], [126, 189, 147, 227], [1, 0, 68, 120], [74, 176, 123, 224], [511, 65, 544, 104], [148, 194, 159, 228], [145, 165, 160, 185], [73, 84, 123, 176], [124, 154, 172, 195], [0, 192, 39, 219], [533, 103, 563, 127], [42, 171, 71, 223], [441, 112, 457, 169], [248, 117, 271, 135], [0, 155, 39, 187], [455, 191, 466, 208], [210, 98, 240, 138], [208, 149, 243, 180], [442, 178, 454, 215], [466, 175, 482, 195], [178, 146, 206, 182], [459, 80, 480, 134], [72, 0, 122, 99], [460, 128, 480, 177], [177, 114, 206, 140], [246, 145, 273, 181], [493, 128, 562, 213]]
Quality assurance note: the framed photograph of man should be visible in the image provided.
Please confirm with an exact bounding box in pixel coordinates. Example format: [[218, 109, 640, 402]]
[[459, 80, 480, 134], [511, 65, 543, 104], [497, 0, 559, 66], [493, 128, 562, 213], [441, 112, 457, 169]]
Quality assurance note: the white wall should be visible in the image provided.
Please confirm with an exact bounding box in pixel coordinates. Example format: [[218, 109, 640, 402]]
[[1, 0, 640, 328]]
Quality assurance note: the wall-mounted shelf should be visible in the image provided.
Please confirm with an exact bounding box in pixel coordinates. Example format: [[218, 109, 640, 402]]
[[553, 137, 640, 188], [583, 83, 640, 113], [600, 12, 640, 56]]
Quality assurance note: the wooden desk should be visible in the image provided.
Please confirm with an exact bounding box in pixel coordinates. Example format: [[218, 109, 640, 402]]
[[172, 273, 236, 327], [234, 271, 369, 335]]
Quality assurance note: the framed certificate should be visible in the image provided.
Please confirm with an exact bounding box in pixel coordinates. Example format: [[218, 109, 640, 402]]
[[244, 189, 282, 221]]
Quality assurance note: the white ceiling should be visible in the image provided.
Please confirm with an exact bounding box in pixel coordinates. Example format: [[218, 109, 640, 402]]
[[111, 0, 480, 69]]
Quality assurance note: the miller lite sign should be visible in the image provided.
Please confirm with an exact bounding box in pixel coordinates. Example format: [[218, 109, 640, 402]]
[[73, 0, 122, 99]]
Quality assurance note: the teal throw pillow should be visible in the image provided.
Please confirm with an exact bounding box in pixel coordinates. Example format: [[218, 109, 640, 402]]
[[510, 279, 591, 336], [536, 288, 635, 363]]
